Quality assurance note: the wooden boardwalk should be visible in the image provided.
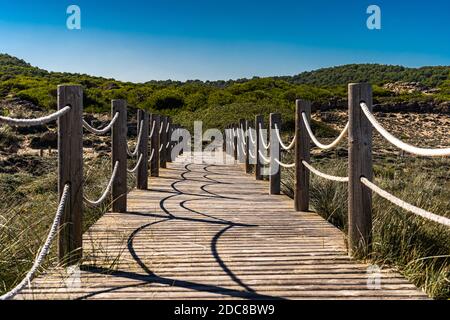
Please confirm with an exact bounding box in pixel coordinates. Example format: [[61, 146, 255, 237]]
[[17, 152, 427, 300]]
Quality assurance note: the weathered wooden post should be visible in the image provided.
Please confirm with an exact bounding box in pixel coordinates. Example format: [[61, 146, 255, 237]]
[[150, 114, 160, 177], [255, 115, 263, 180], [57, 85, 83, 265], [238, 119, 246, 163], [244, 120, 251, 173], [160, 116, 167, 168], [270, 113, 281, 195], [112, 99, 127, 213], [295, 100, 311, 211], [348, 83, 373, 257], [167, 117, 173, 163], [223, 125, 227, 155], [137, 110, 149, 190], [233, 123, 238, 161]]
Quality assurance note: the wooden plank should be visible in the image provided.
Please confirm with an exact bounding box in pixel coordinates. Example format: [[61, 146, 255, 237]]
[[18, 151, 427, 300]]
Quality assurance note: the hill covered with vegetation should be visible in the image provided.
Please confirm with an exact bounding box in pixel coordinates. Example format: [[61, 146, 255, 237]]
[[1, 53, 449, 130]]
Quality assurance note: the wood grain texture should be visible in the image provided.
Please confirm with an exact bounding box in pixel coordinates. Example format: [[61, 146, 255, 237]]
[[57, 85, 83, 265], [348, 83, 373, 257], [150, 114, 160, 177], [295, 100, 310, 212], [269, 113, 281, 195], [16, 152, 427, 300], [137, 110, 149, 190], [111, 100, 127, 213]]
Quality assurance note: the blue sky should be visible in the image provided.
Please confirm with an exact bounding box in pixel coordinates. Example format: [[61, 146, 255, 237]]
[[0, 0, 449, 82]]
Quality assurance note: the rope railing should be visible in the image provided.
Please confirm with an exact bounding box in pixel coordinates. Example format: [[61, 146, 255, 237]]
[[0, 106, 71, 127], [127, 153, 143, 173], [258, 123, 270, 149], [0, 184, 70, 301], [274, 158, 295, 168], [274, 124, 295, 150], [302, 160, 349, 182], [361, 177, 450, 227], [149, 120, 156, 139], [249, 127, 257, 145], [84, 161, 119, 207], [82, 112, 119, 135], [240, 125, 247, 146], [148, 149, 155, 162], [360, 102, 450, 157], [127, 120, 144, 157], [258, 150, 271, 164], [302, 112, 349, 150], [1, 85, 181, 296]]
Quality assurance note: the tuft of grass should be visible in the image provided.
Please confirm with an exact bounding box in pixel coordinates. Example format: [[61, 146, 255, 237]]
[[0, 155, 129, 296]]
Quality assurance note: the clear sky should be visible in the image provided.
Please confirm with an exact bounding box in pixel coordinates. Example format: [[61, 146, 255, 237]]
[[0, 0, 449, 82]]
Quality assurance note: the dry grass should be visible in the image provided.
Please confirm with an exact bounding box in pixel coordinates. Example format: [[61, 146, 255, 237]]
[[0, 154, 135, 296]]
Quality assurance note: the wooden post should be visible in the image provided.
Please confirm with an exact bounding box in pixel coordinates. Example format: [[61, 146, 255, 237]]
[[348, 83, 373, 257], [167, 117, 173, 163], [223, 126, 227, 155], [233, 123, 238, 160], [160, 116, 167, 168], [238, 119, 246, 163], [57, 85, 83, 265], [295, 100, 311, 211], [136, 110, 149, 190], [112, 100, 127, 213], [245, 120, 251, 173], [270, 113, 281, 195], [150, 114, 160, 177], [255, 115, 263, 180]]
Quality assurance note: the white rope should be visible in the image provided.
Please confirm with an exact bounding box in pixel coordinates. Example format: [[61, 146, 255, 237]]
[[361, 177, 450, 227], [258, 123, 270, 149], [166, 141, 170, 149], [302, 160, 349, 182], [240, 138, 247, 156], [159, 143, 164, 152], [127, 120, 144, 157], [249, 127, 257, 145], [148, 149, 155, 162], [249, 148, 255, 159], [84, 161, 119, 207], [240, 125, 247, 146], [360, 102, 450, 157], [159, 122, 164, 134], [149, 120, 156, 139], [274, 158, 295, 168], [0, 106, 70, 127], [127, 153, 143, 173], [302, 113, 349, 150], [274, 124, 296, 150], [82, 112, 119, 135], [0, 184, 70, 300], [166, 122, 170, 133], [258, 150, 271, 164]]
